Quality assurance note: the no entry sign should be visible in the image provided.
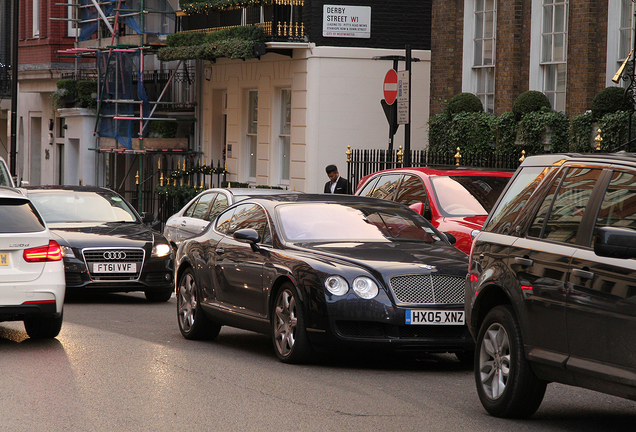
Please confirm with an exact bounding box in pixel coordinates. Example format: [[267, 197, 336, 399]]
[[383, 69, 398, 105]]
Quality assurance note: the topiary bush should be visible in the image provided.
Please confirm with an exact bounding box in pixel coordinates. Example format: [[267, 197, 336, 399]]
[[513, 91, 551, 121], [591, 87, 631, 120], [446, 92, 483, 115], [77, 80, 97, 109]]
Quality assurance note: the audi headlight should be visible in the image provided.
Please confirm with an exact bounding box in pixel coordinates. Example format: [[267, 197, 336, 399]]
[[60, 246, 75, 258], [324, 275, 349, 296], [352, 277, 379, 299], [152, 243, 171, 258]]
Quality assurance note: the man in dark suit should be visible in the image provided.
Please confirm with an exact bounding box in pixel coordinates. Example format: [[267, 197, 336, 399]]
[[324, 164, 349, 194]]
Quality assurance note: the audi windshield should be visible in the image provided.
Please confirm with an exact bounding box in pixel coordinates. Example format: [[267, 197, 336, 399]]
[[27, 191, 139, 224]]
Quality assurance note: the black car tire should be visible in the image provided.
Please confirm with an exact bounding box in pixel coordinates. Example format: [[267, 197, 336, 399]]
[[145, 289, 173, 302], [24, 312, 63, 339], [271, 282, 313, 364], [177, 268, 221, 340], [475, 305, 547, 418]]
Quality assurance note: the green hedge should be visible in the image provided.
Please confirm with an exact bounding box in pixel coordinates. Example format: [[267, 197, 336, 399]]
[[428, 89, 636, 161]]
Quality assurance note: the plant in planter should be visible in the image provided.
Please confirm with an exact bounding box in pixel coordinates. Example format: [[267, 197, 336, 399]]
[[50, 88, 70, 111], [77, 80, 98, 109]]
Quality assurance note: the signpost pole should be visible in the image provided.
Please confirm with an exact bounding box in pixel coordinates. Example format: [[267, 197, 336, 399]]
[[404, 45, 411, 167]]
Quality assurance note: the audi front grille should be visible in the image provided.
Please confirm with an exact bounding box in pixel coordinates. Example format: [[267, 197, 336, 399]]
[[82, 248, 145, 281], [389, 274, 465, 305]]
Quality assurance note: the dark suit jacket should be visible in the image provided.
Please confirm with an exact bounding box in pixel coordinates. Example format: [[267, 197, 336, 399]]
[[324, 176, 349, 194]]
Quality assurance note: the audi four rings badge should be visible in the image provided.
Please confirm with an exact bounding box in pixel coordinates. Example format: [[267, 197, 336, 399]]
[[103, 251, 126, 260]]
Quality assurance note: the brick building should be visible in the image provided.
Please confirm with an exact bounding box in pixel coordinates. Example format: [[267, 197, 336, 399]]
[[431, 0, 629, 119]]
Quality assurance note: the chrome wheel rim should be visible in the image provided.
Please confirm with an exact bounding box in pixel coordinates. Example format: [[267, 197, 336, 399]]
[[479, 322, 511, 400], [177, 272, 197, 333], [273, 289, 297, 356]]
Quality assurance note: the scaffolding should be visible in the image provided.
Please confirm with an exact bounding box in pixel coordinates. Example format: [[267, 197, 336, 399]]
[[55, 0, 200, 213]]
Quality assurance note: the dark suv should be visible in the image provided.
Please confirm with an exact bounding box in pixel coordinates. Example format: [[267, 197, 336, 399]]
[[465, 153, 636, 418]]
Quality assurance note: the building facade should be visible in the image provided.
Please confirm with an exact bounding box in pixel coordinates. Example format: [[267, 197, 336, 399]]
[[431, 0, 629, 119], [5, 0, 434, 204]]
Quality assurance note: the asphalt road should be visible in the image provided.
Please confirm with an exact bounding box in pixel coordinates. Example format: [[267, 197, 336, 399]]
[[0, 292, 634, 432]]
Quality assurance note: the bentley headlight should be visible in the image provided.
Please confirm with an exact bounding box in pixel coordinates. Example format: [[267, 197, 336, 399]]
[[352, 277, 379, 299], [324, 275, 349, 296], [152, 243, 171, 258]]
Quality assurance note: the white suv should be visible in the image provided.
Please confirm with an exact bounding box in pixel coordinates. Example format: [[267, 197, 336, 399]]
[[0, 186, 65, 338]]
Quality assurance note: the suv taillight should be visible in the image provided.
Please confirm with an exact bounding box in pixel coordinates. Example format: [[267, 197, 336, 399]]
[[23, 240, 63, 262]]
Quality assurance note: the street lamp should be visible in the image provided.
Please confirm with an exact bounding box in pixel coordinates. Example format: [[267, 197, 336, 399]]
[[10, 0, 19, 175]]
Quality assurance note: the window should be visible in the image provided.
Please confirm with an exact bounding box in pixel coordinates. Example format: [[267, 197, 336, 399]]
[[33, 0, 40, 37], [593, 170, 636, 241], [396, 175, 428, 207], [246, 90, 258, 181], [619, 0, 633, 61], [485, 166, 554, 234], [208, 194, 228, 221], [67, 0, 80, 37], [473, 0, 496, 112], [362, 174, 402, 200], [279, 89, 291, 183], [528, 167, 602, 244], [216, 203, 271, 244], [189, 193, 217, 220], [541, 0, 568, 112]]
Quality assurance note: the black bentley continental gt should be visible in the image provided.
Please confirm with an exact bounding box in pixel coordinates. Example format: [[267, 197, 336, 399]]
[[25, 186, 174, 302], [175, 194, 473, 363]]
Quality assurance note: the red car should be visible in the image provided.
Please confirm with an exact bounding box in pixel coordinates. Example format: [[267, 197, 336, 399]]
[[354, 167, 513, 254]]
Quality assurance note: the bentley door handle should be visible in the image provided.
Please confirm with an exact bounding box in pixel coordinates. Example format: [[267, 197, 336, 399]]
[[572, 268, 594, 280], [215, 248, 225, 255], [514, 257, 534, 267]]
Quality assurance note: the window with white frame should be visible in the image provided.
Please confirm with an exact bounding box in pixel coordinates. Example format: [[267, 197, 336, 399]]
[[67, 0, 80, 37], [541, 0, 568, 112], [473, 0, 496, 113], [279, 89, 291, 183], [33, 0, 40, 37], [246, 90, 258, 180], [617, 0, 634, 88]]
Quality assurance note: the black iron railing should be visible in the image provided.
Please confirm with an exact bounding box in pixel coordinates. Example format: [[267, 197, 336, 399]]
[[346, 147, 521, 194]]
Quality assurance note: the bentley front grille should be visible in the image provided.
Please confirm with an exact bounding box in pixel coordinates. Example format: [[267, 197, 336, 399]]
[[389, 274, 465, 305]]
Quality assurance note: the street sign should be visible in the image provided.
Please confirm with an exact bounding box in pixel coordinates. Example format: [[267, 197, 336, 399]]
[[397, 71, 409, 125], [397, 71, 409, 103], [383, 69, 398, 105]]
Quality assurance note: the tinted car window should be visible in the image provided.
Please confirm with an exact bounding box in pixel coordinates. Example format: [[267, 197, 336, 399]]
[[208, 194, 228, 221], [592, 170, 636, 246], [215, 206, 239, 234], [190, 193, 216, 220], [431, 175, 512, 216], [357, 177, 379, 197], [529, 168, 602, 243], [485, 166, 554, 234], [363, 174, 402, 200], [215, 203, 271, 244], [396, 174, 428, 207], [0, 199, 46, 233], [231, 204, 270, 241]]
